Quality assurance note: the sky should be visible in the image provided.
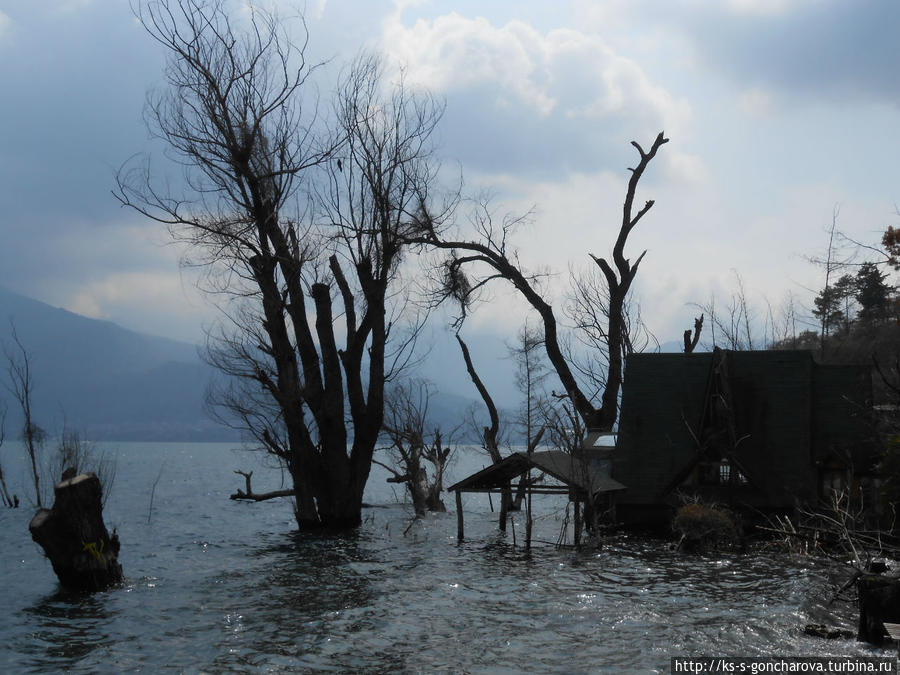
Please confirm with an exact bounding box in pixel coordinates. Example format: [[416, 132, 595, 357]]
[[0, 0, 898, 399]]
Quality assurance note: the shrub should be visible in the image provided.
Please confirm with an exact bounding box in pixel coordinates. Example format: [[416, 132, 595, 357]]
[[673, 502, 738, 551]]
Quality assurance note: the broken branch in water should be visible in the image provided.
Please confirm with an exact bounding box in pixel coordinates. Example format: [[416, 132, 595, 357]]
[[230, 469, 294, 502]]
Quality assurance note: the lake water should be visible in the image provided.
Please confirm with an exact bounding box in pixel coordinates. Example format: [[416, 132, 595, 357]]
[[0, 442, 892, 672]]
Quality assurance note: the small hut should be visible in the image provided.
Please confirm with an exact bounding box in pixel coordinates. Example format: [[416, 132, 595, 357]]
[[448, 441, 626, 545]]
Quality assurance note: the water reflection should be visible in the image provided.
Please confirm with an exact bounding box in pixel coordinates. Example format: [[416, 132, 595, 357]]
[[22, 588, 117, 670]]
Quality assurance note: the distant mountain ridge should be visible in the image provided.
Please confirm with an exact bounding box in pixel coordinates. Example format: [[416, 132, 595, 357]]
[[0, 287, 232, 441], [0, 288, 498, 443]]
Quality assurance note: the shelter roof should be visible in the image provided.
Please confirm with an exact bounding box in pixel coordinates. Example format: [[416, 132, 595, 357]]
[[448, 450, 626, 496]]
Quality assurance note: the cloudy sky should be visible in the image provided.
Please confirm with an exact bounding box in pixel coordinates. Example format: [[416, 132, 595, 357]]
[[1, 1, 898, 379]]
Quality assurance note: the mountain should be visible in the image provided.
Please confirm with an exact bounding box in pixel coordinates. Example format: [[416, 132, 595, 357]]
[[0, 288, 500, 443], [0, 287, 233, 441]]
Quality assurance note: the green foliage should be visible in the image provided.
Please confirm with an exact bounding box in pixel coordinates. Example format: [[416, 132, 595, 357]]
[[832, 274, 857, 333], [883, 226, 900, 270], [855, 262, 893, 327], [812, 283, 845, 336]]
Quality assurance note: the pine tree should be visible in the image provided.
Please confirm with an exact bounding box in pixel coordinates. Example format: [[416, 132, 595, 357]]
[[855, 262, 892, 327], [812, 284, 844, 337]]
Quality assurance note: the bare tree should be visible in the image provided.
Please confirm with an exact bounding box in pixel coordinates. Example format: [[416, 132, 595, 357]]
[[117, 2, 450, 529], [683, 314, 703, 353], [53, 429, 116, 507], [456, 332, 514, 527], [804, 206, 862, 357], [778, 291, 800, 348], [4, 322, 44, 507], [692, 270, 763, 351], [566, 263, 657, 394], [0, 401, 14, 508], [375, 379, 452, 517], [508, 322, 548, 513], [510, 322, 549, 453], [415, 133, 669, 431]]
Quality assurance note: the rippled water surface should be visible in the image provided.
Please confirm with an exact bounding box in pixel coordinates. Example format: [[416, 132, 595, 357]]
[[0, 443, 891, 672]]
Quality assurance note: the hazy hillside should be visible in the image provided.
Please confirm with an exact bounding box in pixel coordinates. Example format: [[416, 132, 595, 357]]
[[0, 287, 232, 441], [0, 288, 498, 443]]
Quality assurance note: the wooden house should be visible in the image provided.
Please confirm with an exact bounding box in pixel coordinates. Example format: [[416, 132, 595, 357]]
[[611, 348, 877, 528]]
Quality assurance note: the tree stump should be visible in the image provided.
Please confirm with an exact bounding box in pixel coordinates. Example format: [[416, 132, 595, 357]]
[[29, 472, 123, 592], [857, 574, 900, 645]]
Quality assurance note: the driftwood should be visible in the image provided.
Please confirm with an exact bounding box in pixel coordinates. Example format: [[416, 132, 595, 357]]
[[803, 624, 854, 640], [29, 472, 122, 591], [229, 470, 294, 502]]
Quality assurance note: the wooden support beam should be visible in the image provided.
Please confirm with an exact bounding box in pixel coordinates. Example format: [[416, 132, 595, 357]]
[[499, 481, 508, 532], [455, 486, 571, 495], [456, 491, 464, 542]]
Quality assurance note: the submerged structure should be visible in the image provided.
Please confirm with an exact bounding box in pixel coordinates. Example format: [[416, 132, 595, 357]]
[[611, 349, 877, 528], [448, 437, 626, 544]]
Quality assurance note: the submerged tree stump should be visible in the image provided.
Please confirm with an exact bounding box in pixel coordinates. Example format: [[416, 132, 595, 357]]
[[857, 574, 900, 645], [29, 472, 122, 592]]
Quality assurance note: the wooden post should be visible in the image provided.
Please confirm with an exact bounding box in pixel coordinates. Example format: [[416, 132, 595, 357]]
[[525, 470, 532, 552], [455, 490, 464, 541], [499, 483, 508, 532], [29, 472, 123, 592]]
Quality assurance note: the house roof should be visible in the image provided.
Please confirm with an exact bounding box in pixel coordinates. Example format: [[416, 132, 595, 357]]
[[448, 450, 626, 496]]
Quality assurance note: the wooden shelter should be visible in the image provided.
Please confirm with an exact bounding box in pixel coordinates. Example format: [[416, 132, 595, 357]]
[[447, 448, 626, 544], [612, 348, 877, 528]]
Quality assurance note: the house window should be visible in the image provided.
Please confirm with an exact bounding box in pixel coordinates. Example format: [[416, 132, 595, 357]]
[[717, 459, 747, 485], [719, 461, 731, 484], [693, 459, 748, 486]]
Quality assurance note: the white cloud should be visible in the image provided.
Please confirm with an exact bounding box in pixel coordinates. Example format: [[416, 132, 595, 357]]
[[25, 220, 213, 342], [661, 150, 710, 186], [738, 87, 774, 117], [380, 9, 691, 136], [63, 267, 213, 342], [311, 0, 328, 21], [383, 13, 555, 115], [68, 272, 183, 320]]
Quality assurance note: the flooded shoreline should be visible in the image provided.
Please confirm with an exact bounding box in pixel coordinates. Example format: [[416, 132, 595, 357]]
[[0, 443, 892, 672]]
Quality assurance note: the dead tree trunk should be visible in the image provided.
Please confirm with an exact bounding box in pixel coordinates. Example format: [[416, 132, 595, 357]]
[[683, 314, 704, 353], [457, 334, 512, 526], [0, 464, 15, 508], [421, 133, 668, 434], [411, 465, 447, 515], [29, 472, 122, 592]]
